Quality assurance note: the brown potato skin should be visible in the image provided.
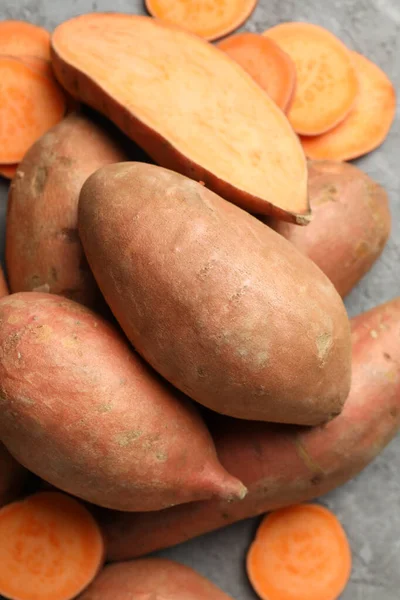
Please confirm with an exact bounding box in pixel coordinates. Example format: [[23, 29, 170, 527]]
[[5, 113, 127, 308], [269, 161, 391, 297], [51, 15, 309, 224], [78, 162, 351, 425], [0, 292, 245, 512], [0, 266, 9, 298], [79, 558, 232, 600], [101, 298, 400, 560]]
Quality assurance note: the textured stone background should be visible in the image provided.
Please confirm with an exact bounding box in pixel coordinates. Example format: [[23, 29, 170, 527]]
[[0, 1, 399, 598]]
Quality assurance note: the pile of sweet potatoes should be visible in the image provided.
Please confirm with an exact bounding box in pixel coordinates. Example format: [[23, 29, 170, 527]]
[[0, 8, 397, 600]]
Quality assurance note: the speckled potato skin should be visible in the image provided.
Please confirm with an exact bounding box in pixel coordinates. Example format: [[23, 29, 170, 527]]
[[101, 298, 400, 560], [5, 113, 127, 308], [79, 558, 233, 600], [0, 292, 245, 511], [269, 161, 391, 297], [78, 162, 351, 425]]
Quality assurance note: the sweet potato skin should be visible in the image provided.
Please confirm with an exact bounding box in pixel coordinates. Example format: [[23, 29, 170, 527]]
[[79, 162, 351, 426], [79, 558, 233, 600], [269, 161, 391, 297], [5, 113, 127, 308], [102, 298, 400, 560], [0, 292, 245, 511], [51, 14, 309, 224]]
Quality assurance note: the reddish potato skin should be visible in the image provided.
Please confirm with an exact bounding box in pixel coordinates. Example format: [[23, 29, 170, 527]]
[[101, 299, 400, 560], [79, 558, 232, 600], [0, 292, 245, 512], [0, 443, 28, 507], [0, 267, 9, 297], [5, 113, 127, 308], [78, 162, 351, 426], [269, 161, 391, 297]]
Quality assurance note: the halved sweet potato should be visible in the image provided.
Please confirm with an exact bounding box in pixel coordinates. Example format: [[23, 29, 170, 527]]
[[101, 298, 400, 560], [51, 13, 308, 223]]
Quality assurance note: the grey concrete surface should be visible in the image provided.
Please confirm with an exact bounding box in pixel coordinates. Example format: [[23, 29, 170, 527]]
[[0, 0, 399, 598]]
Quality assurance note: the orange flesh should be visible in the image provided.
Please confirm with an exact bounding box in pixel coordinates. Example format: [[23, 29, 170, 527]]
[[247, 504, 352, 600], [301, 51, 396, 160], [0, 20, 51, 60], [0, 492, 104, 600], [264, 22, 359, 135], [0, 56, 66, 164], [18, 55, 54, 79], [52, 14, 307, 216], [17, 56, 79, 113], [0, 164, 17, 179], [217, 33, 296, 112], [145, 0, 257, 41]]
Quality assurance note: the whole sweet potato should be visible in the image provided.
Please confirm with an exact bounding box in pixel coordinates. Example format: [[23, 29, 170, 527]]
[[78, 162, 351, 426], [0, 443, 28, 507], [79, 558, 232, 600], [5, 113, 127, 308], [0, 292, 245, 512], [269, 161, 391, 297], [101, 298, 400, 560]]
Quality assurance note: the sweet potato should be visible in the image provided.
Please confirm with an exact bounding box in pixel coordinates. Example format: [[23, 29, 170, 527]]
[[0, 491, 104, 600], [79, 162, 351, 426], [6, 113, 127, 308], [268, 161, 391, 297], [79, 558, 233, 600], [101, 298, 400, 560], [0, 292, 246, 512], [0, 443, 28, 508], [51, 13, 309, 223], [0, 55, 66, 165]]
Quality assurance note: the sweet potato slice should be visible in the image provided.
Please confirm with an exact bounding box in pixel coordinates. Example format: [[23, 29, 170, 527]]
[[0, 56, 66, 164], [0, 20, 50, 60], [247, 504, 352, 600], [51, 13, 308, 223], [301, 52, 396, 161], [18, 54, 54, 79], [217, 33, 296, 112], [145, 0, 257, 41], [264, 22, 359, 135], [0, 492, 104, 600]]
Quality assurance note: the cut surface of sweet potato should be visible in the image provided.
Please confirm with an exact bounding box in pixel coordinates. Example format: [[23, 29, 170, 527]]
[[0, 56, 66, 164], [264, 22, 359, 136], [146, 0, 257, 41], [301, 52, 396, 161], [51, 13, 308, 222]]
